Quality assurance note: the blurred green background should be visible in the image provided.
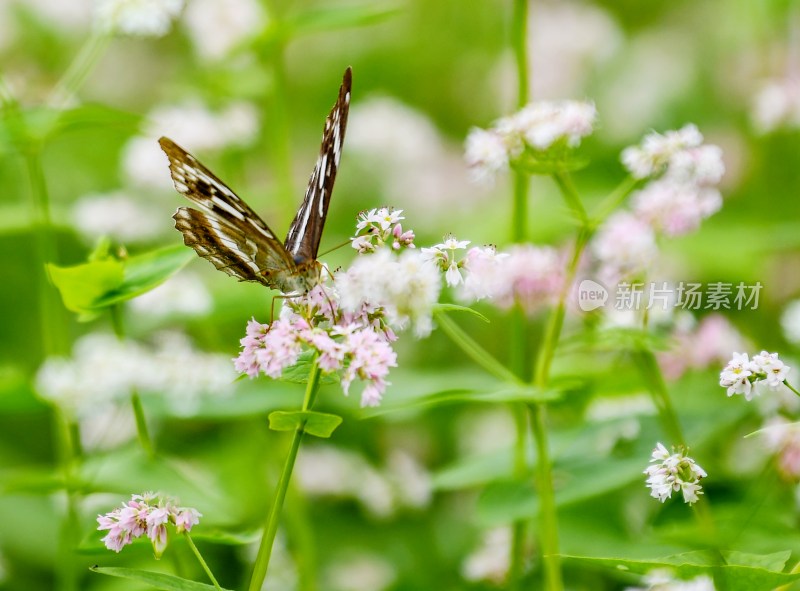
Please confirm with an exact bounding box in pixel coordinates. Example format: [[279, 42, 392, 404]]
[[2, 0, 800, 590]]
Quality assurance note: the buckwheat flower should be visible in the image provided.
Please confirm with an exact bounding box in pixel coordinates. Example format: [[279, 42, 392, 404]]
[[94, 0, 184, 37], [752, 78, 800, 133], [461, 527, 511, 584], [644, 443, 707, 505], [352, 208, 415, 253], [325, 554, 397, 591], [632, 180, 722, 237], [659, 314, 748, 381], [485, 244, 564, 315], [720, 352, 757, 399], [130, 272, 212, 318], [665, 144, 725, 186], [182, 0, 265, 61], [454, 245, 505, 302], [626, 571, 716, 591], [72, 191, 163, 243], [508, 100, 597, 150], [422, 235, 470, 287], [464, 127, 510, 184], [720, 351, 792, 400], [621, 124, 703, 179], [98, 493, 201, 557], [753, 350, 791, 389], [592, 212, 657, 280]]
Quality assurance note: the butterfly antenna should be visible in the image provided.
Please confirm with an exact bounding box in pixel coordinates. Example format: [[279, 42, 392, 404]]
[[317, 239, 354, 258]]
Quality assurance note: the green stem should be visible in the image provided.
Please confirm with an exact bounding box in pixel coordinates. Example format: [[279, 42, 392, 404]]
[[131, 391, 155, 459], [511, 0, 529, 108], [527, 188, 590, 591], [248, 359, 322, 591], [54, 410, 80, 591], [552, 171, 589, 226], [48, 31, 111, 109], [184, 533, 223, 591], [533, 226, 590, 387], [784, 380, 800, 397], [510, 3, 533, 586], [434, 311, 523, 385], [25, 148, 68, 357], [110, 305, 125, 340], [590, 175, 640, 224]]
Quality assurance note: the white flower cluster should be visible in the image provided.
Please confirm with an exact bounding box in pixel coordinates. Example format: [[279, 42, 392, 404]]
[[123, 100, 260, 191], [71, 190, 164, 243], [94, 0, 184, 37], [644, 442, 707, 505], [752, 78, 800, 133], [295, 446, 431, 518], [719, 351, 791, 401], [182, 0, 265, 61], [36, 332, 235, 419], [461, 527, 511, 585], [465, 100, 596, 183], [626, 571, 715, 591], [622, 124, 724, 237], [129, 272, 213, 319], [593, 124, 724, 281], [351, 207, 415, 254]]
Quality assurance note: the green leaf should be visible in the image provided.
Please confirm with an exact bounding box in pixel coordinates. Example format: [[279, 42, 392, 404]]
[[90, 566, 234, 591], [287, 4, 400, 36], [432, 303, 490, 323], [48, 244, 194, 317], [362, 384, 561, 417], [279, 350, 339, 385], [47, 259, 125, 317], [269, 410, 343, 438], [564, 551, 800, 591], [92, 244, 195, 308]]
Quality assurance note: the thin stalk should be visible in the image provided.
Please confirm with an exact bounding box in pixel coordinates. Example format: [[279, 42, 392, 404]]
[[54, 409, 80, 591], [511, 0, 529, 108], [552, 171, 589, 226], [48, 31, 111, 109], [527, 177, 591, 591], [434, 311, 523, 385], [510, 3, 532, 586], [248, 359, 322, 591], [533, 225, 590, 386], [131, 391, 155, 459], [784, 380, 800, 397], [184, 533, 223, 591], [590, 176, 639, 224]]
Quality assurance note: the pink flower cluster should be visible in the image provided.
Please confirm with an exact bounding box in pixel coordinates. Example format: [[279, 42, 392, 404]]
[[658, 314, 748, 381], [97, 492, 201, 557], [761, 416, 800, 480], [593, 124, 725, 281], [462, 244, 565, 316], [234, 285, 398, 407], [623, 124, 724, 238]]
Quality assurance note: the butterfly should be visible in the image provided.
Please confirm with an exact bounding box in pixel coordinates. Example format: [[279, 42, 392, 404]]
[[159, 67, 351, 295]]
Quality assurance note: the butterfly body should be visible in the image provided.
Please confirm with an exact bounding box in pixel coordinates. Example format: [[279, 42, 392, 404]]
[[160, 67, 351, 295]]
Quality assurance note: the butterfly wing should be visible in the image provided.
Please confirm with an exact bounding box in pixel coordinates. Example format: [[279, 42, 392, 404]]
[[284, 67, 352, 263], [159, 136, 297, 285]]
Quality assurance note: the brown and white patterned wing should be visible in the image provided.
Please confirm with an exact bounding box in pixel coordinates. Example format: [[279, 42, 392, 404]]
[[284, 67, 352, 264], [160, 136, 296, 285]]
